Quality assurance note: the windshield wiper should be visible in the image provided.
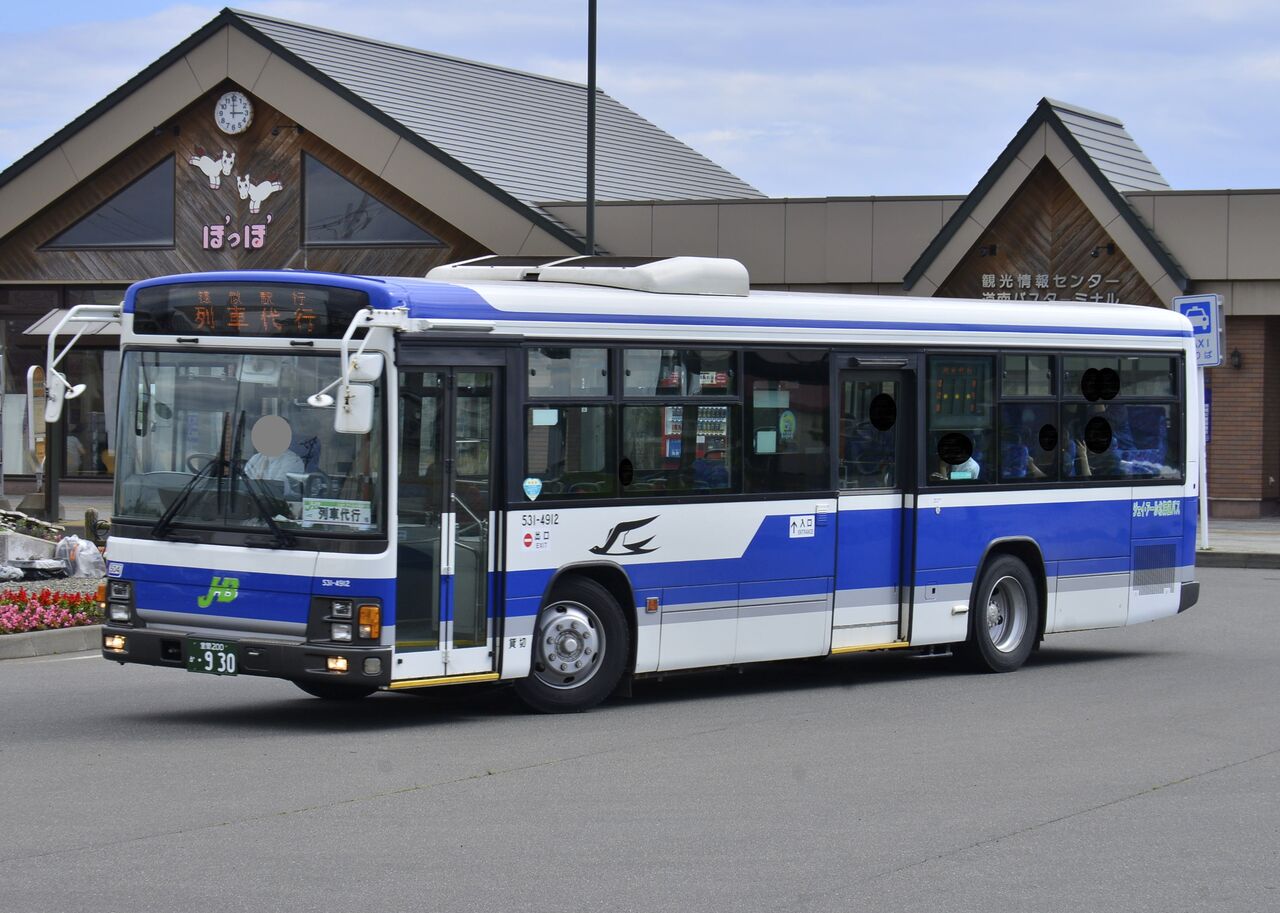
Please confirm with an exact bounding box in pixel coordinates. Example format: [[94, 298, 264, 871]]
[[151, 457, 224, 540]]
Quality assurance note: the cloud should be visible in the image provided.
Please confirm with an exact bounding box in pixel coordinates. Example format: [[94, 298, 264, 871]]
[[2, 0, 1279, 196], [0, 5, 217, 165]]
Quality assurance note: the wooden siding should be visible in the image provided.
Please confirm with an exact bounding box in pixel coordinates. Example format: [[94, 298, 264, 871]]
[[0, 83, 489, 282], [936, 160, 1161, 308]]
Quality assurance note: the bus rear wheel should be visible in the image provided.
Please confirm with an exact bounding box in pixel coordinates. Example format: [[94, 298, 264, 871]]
[[956, 555, 1038, 673], [515, 577, 629, 713], [294, 680, 376, 700]]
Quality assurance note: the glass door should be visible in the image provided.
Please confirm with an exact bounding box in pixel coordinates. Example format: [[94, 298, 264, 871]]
[[394, 366, 498, 680], [834, 368, 913, 650]]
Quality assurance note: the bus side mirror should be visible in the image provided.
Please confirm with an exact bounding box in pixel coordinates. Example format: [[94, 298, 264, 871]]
[[347, 352, 383, 383], [43, 372, 64, 424], [334, 383, 374, 435]]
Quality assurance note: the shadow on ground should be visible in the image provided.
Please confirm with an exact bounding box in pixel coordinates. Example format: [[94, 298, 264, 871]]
[[110, 642, 1155, 734]]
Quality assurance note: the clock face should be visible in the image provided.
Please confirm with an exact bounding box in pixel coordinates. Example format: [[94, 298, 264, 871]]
[[214, 91, 254, 135]]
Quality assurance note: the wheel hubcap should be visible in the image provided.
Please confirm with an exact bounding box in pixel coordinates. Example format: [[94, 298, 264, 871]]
[[532, 601, 604, 690], [986, 575, 1028, 653]]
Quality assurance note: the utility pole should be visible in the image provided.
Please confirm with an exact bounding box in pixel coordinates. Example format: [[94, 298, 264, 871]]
[[585, 0, 597, 256]]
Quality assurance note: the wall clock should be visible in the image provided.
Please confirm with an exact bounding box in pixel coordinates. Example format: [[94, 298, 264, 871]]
[[214, 91, 254, 135]]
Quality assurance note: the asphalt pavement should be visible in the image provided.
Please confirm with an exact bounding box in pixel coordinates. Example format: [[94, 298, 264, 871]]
[[0, 566, 1275, 913]]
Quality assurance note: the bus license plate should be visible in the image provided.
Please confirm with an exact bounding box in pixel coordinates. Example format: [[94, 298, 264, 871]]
[[186, 638, 239, 676]]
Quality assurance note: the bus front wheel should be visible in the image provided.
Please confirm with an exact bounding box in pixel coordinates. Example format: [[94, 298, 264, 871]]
[[956, 555, 1038, 673], [515, 577, 629, 713]]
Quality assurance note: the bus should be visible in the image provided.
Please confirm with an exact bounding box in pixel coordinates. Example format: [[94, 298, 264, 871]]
[[50, 255, 1199, 712]]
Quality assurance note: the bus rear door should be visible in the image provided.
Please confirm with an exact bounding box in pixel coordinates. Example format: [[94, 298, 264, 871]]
[[833, 359, 914, 651]]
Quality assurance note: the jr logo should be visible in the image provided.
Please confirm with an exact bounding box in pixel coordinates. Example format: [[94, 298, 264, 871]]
[[197, 576, 240, 609]]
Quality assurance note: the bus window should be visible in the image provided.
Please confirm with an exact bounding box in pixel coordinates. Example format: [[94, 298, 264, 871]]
[[744, 350, 829, 493], [623, 349, 735, 397], [525, 405, 615, 498], [999, 403, 1058, 482], [927, 355, 994, 484], [528, 348, 608, 397], [839, 377, 899, 489], [1063, 402, 1179, 480], [620, 404, 737, 494]]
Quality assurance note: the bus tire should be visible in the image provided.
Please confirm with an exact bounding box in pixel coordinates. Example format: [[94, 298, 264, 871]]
[[956, 555, 1038, 673], [294, 680, 376, 701], [515, 577, 629, 713]]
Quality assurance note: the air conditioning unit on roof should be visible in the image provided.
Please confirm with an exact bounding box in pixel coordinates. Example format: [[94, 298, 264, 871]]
[[427, 255, 749, 297]]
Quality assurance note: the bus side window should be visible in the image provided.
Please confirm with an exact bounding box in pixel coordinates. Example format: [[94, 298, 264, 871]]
[[743, 350, 829, 493], [926, 355, 994, 484]]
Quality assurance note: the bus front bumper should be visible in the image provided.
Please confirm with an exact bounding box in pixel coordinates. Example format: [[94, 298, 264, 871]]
[[100, 624, 392, 688]]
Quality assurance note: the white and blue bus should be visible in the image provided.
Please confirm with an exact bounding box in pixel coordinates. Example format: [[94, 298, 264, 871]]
[[53, 256, 1198, 711]]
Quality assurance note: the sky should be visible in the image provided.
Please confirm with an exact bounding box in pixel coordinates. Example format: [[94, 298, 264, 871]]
[[0, 0, 1276, 198]]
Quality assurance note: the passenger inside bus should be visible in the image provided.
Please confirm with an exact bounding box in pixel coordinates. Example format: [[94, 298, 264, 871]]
[[931, 430, 985, 482]]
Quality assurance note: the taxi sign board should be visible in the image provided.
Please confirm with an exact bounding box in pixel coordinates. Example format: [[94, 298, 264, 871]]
[[1174, 293, 1224, 368]]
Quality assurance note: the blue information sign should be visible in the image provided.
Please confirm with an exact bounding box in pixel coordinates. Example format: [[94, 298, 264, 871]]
[[1174, 294, 1224, 368]]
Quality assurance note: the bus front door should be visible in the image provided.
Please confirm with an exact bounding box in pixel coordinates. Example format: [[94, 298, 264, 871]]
[[394, 366, 499, 680], [834, 365, 913, 650]]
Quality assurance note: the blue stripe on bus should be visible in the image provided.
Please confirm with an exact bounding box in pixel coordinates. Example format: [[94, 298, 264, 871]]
[[508, 496, 1196, 605], [117, 561, 398, 624], [116, 495, 1195, 627]]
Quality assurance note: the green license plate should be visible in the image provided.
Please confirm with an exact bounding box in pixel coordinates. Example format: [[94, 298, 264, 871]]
[[186, 638, 239, 676]]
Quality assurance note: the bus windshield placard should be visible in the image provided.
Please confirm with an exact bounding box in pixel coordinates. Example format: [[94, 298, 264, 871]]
[[132, 282, 370, 338]]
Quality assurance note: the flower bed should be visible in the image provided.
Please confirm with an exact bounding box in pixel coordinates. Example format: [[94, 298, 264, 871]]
[[0, 587, 102, 635]]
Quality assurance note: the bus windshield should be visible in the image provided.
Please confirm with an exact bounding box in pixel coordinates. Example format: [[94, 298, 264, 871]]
[[114, 350, 384, 538]]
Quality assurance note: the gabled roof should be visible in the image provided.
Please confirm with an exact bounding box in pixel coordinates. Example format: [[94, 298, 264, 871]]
[[0, 7, 762, 253], [903, 98, 1187, 296], [236, 10, 763, 207], [1045, 99, 1170, 192]]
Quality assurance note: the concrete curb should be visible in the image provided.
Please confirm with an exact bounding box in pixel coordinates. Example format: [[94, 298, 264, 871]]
[[0, 624, 101, 660], [1197, 551, 1280, 569]]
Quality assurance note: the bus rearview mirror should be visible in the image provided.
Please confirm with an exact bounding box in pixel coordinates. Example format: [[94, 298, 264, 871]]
[[347, 352, 383, 384], [43, 372, 66, 424], [334, 383, 374, 435]]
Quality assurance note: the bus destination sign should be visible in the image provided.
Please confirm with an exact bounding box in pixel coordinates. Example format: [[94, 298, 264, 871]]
[[132, 283, 370, 339]]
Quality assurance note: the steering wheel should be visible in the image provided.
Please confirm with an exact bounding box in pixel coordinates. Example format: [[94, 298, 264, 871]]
[[186, 452, 217, 473], [302, 470, 331, 498]]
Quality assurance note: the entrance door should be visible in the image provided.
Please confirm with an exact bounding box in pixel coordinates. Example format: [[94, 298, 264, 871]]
[[833, 365, 914, 650], [394, 366, 499, 679]]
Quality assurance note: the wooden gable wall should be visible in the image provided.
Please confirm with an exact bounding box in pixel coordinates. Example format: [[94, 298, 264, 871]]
[[936, 159, 1161, 308], [0, 83, 489, 282]]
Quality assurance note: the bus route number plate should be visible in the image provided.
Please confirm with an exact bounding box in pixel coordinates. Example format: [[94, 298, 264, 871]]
[[186, 638, 239, 676]]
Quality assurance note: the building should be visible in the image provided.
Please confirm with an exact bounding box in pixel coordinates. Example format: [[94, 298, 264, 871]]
[[0, 9, 1276, 516]]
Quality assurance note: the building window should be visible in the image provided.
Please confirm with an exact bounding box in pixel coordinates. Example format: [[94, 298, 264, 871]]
[[302, 154, 442, 247], [42, 158, 175, 249]]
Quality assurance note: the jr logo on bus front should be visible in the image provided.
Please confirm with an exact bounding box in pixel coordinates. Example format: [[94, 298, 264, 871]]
[[197, 576, 240, 608]]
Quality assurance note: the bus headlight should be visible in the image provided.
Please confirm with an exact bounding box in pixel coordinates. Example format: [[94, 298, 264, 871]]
[[358, 604, 380, 640], [330, 623, 353, 642], [105, 580, 134, 624]]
